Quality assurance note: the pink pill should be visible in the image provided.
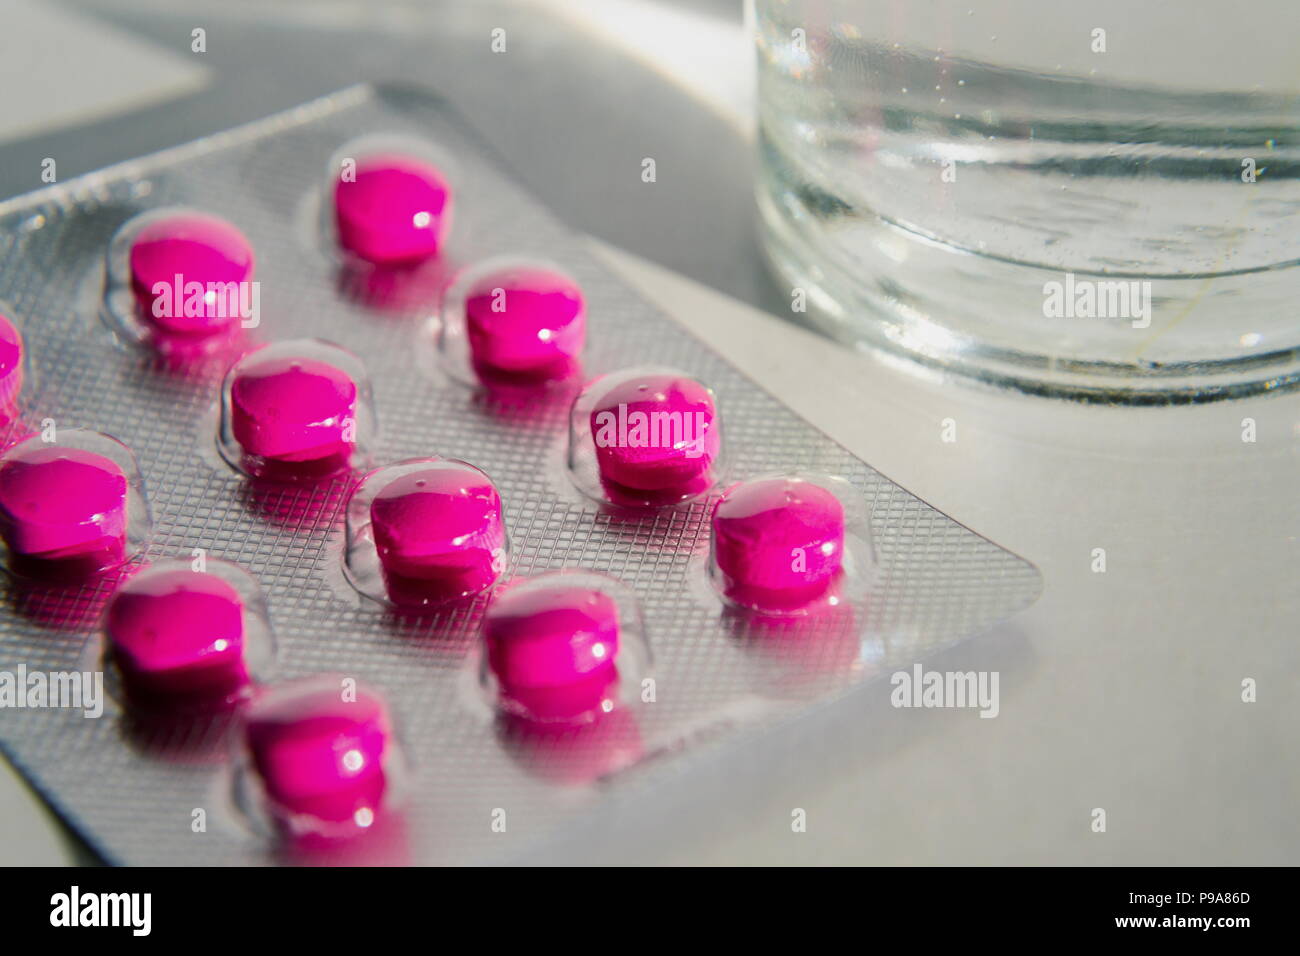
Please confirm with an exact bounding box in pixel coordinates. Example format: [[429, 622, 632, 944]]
[[333, 153, 452, 265], [243, 677, 392, 837], [229, 351, 357, 474], [0, 445, 129, 578], [711, 477, 845, 611], [106, 567, 249, 706], [368, 462, 504, 607], [589, 373, 720, 494], [485, 583, 620, 722], [128, 212, 255, 336], [0, 313, 23, 416], [464, 266, 584, 384]]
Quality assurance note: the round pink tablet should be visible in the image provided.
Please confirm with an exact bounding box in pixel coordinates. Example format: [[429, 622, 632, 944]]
[[106, 567, 249, 705], [369, 462, 504, 607], [0, 445, 129, 578], [0, 313, 23, 415], [589, 373, 720, 494], [128, 212, 255, 335], [334, 153, 452, 265], [485, 583, 620, 722], [243, 677, 392, 837], [230, 352, 357, 472], [712, 477, 845, 611], [464, 266, 584, 384]]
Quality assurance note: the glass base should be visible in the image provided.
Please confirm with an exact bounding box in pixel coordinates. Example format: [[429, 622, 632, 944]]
[[757, 156, 1300, 405]]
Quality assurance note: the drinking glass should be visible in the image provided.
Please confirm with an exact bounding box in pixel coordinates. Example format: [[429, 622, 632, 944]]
[[753, 0, 1300, 401]]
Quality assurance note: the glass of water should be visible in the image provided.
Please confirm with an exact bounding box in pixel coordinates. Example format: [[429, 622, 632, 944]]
[[753, 0, 1300, 401]]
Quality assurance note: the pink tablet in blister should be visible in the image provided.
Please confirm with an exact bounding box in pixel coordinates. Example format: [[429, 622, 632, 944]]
[[333, 152, 452, 265], [241, 676, 396, 840], [105, 561, 270, 709], [128, 211, 255, 337], [463, 263, 584, 384], [219, 339, 372, 481], [0, 313, 24, 420], [98, 208, 258, 365], [481, 572, 649, 725], [569, 367, 724, 507], [0, 431, 147, 581], [711, 477, 846, 613], [345, 458, 506, 609], [107, 568, 246, 702]]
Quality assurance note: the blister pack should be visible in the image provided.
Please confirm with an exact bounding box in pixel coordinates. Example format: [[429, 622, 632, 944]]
[[0, 85, 1040, 865]]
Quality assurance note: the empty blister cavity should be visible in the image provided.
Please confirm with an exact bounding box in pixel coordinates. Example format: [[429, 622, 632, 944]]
[[709, 473, 875, 616], [568, 366, 724, 507], [480, 570, 650, 725], [218, 339, 375, 482], [103, 558, 275, 713], [344, 457, 508, 610], [327, 135, 456, 266], [436, 256, 585, 389], [0, 429, 150, 582], [101, 207, 258, 361], [234, 675, 403, 843]]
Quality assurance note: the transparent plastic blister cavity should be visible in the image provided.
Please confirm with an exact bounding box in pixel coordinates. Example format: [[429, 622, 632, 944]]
[[102, 557, 276, 715], [435, 255, 587, 391], [568, 365, 725, 507], [0, 85, 1041, 865], [315, 133, 461, 317], [323, 133, 458, 268], [101, 206, 259, 365], [476, 570, 651, 726], [0, 428, 151, 584], [229, 674, 408, 850], [0, 303, 30, 429], [217, 338, 376, 482], [343, 456, 508, 610], [706, 472, 875, 617]]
